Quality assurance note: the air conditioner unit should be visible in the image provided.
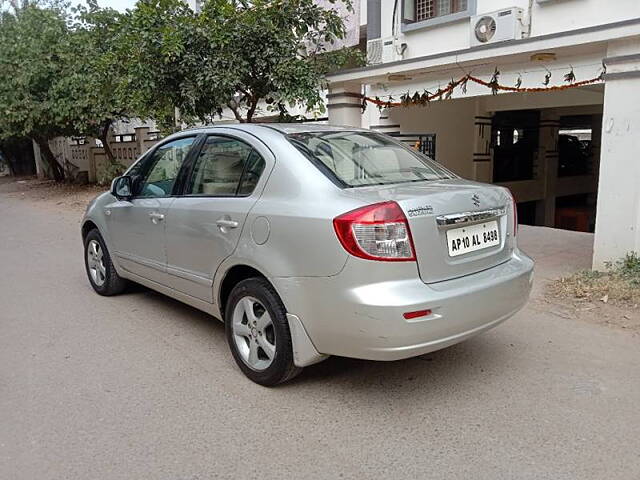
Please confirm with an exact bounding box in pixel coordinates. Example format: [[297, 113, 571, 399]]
[[367, 38, 383, 64], [367, 37, 405, 65], [470, 8, 526, 47]]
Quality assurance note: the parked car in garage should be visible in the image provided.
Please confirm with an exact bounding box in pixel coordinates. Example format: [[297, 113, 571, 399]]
[[81, 124, 534, 385]]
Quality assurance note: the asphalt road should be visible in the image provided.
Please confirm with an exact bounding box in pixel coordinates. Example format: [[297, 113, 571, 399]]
[[1, 195, 639, 480]]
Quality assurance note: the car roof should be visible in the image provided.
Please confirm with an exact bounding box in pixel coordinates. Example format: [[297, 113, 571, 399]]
[[167, 123, 368, 138], [253, 123, 368, 134]]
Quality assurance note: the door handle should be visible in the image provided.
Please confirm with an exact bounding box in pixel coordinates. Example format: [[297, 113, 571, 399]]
[[149, 212, 165, 223], [216, 218, 239, 229]]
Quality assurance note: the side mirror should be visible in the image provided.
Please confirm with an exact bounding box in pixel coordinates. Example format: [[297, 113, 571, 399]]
[[111, 175, 133, 200]]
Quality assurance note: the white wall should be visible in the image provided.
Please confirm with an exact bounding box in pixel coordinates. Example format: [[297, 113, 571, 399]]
[[316, 0, 362, 48], [527, 0, 640, 36], [387, 97, 478, 178], [366, 51, 605, 113], [592, 38, 640, 268], [378, 0, 640, 61]]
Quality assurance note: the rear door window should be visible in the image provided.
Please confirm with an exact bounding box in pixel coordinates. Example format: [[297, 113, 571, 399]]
[[185, 136, 265, 196]]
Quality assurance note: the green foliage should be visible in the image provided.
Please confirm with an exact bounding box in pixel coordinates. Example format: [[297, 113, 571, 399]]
[[0, 4, 75, 179], [552, 252, 640, 306], [96, 159, 126, 186], [69, 2, 126, 128], [0, 0, 362, 181], [606, 252, 640, 285], [110, 0, 196, 132], [67, 1, 131, 162], [115, 0, 364, 124], [0, 5, 75, 140]]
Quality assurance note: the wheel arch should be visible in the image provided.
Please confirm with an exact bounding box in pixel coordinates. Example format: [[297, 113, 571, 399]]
[[218, 264, 270, 320], [81, 219, 99, 241], [217, 262, 327, 368], [80, 216, 125, 278]]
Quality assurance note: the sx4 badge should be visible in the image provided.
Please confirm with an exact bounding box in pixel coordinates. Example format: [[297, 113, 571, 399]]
[[407, 205, 434, 217]]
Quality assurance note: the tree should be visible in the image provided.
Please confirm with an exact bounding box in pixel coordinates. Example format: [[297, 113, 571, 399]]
[[117, 0, 363, 126], [0, 2, 135, 180], [0, 5, 75, 181], [68, 1, 130, 165], [112, 0, 197, 132], [0, 0, 363, 183]]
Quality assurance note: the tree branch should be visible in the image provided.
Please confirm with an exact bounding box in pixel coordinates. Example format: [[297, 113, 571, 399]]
[[237, 86, 251, 98], [246, 96, 259, 123], [227, 102, 244, 123], [98, 119, 116, 165], [32, 136, 65, 182]]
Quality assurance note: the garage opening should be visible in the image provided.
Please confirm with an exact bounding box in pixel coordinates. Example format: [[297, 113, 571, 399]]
[[491, 109, 601, 233], [558, 115, 595, 177], [492, 110, 539, 183]]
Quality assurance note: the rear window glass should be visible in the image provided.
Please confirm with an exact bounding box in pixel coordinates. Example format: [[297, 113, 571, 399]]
[[287, 131, 455, 187]]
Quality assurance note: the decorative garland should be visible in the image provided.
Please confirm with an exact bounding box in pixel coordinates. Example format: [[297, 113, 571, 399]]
[[362, 65, 605, 111]]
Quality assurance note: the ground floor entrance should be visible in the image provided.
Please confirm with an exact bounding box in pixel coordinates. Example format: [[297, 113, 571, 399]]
[[492, 108, 602, 233], [328, 37, 640, 268], [366, 88, 604, 234]]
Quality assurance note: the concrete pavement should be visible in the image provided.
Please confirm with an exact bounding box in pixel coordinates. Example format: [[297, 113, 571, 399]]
[[1, 195, 639, 479]]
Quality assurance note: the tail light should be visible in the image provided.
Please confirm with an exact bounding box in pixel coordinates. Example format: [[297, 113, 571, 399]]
[[333, 201, 416, 261], [507, 189, 518, 236]]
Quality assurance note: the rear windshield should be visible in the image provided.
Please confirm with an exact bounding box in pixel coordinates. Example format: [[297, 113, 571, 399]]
[[287, 130, 455, 187]]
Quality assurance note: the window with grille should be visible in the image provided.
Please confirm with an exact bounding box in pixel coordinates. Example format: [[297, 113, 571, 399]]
[[415, 0, 468, 21]]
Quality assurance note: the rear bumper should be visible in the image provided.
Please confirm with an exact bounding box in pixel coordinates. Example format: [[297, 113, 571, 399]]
[[273, 250, 534, 361]]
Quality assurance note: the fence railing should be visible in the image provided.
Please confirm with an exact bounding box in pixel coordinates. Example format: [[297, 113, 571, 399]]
[[389, 133, 437, 160]]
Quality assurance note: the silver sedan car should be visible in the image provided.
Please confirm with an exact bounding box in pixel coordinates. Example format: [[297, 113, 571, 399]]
[[82, 124, 534, 385]]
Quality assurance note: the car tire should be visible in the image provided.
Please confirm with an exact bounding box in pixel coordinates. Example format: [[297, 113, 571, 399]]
[[225, 277, 302, 386], [84, 229, 128, 296]]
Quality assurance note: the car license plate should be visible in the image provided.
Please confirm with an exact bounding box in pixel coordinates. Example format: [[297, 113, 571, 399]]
[[446, 220, 500, 257]]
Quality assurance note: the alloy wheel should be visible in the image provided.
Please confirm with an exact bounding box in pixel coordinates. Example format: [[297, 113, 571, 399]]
[[87, 239, 106, 287], [232, 296, 276, 371]]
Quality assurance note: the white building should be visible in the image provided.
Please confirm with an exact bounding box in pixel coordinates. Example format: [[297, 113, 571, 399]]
[[326, 0, 640, 269]]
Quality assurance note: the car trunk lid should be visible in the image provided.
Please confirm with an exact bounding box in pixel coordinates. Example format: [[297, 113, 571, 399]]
[[340, 179, 515, 283]]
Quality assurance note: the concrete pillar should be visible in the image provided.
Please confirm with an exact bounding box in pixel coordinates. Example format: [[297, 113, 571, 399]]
[[369, 108, 400, 135], [472, 103, 493, 183], [593, 37, 640, 269], [327, 83, 362, 127], [535, 110, 560, 227], [134, 126, 149, 156]]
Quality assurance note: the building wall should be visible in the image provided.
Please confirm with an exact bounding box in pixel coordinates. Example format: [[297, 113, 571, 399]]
[[376, 0, 640, 61], [385, 97, 478, 178], [333, 0, 640, 265], [592, 38, 640, 267]]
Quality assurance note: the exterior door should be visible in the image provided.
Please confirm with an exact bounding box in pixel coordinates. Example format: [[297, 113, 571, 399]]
[[164, 133, 271, 302], [106, 136, 197, 284]]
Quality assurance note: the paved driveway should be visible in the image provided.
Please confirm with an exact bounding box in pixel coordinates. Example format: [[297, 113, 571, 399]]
[[1, 196, 639, 479]]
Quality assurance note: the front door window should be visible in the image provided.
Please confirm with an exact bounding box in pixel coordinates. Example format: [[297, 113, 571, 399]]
[[138, 137, 196, 198]]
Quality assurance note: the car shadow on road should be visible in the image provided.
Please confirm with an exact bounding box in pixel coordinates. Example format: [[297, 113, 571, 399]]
[[119, 282, 511, 394], [288, 337, 505, 393], [114, 282, 227, 336]]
